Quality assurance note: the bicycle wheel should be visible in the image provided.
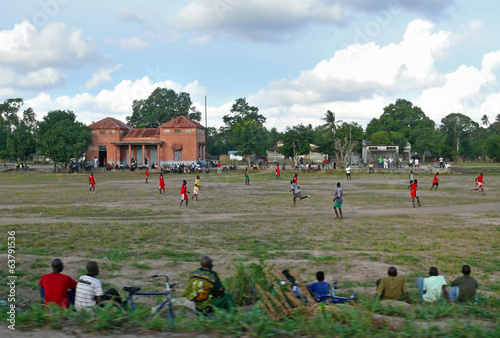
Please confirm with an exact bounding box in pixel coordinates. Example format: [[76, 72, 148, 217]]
[[97, 300, 126, 312]]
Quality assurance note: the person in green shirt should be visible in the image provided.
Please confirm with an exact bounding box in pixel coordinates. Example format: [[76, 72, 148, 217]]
[[450, 265, 478, 303], [183, 256, 235, 315]]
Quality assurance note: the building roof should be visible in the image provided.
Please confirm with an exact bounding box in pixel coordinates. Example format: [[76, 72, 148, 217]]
[[89, 117, 131, 130], [121, 128, 159, 138], [158, 116, 206, 129]]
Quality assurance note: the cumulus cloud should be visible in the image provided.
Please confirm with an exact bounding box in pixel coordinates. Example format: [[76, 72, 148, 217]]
[[26, 77, 207, 125], [86, 64, 122, 90], [244, 19, 499, 129], [414, 50, 500, 122], [0, 20, 99, 92], [251, 20, 451, 107], [172, 0, 344, 43], [0, 21, 98, 70]]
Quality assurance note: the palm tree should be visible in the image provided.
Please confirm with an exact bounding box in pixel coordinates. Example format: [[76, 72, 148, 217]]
[[481, 114, 490, 127], [322, 110, 342, 133]]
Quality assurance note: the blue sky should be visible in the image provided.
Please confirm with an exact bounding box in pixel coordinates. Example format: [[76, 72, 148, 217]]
[[1, 0, 499, 130]]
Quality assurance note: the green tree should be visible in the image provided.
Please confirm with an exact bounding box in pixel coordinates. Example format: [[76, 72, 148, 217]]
[[38, 110, 91, 166], [126, 87, 201, 128], [6, 108, 37, 165], [481, 114, 490, 127], [369, 131, 406, 149], [0, 98, 24, 158], [440, 113, 479, 163], [321, 110, 341, 133], [206, 127, 230, 157], [269, 127, 283, 145], [485, 134, 500, 162], [279, 124, 314, 165], [222, 98, 270, 165], [366, 99, 436, 157]]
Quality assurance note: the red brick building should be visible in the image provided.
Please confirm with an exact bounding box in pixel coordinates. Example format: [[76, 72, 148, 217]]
[[86, 116, 206, 167]]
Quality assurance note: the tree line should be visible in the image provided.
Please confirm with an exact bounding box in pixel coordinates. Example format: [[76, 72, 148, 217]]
[[1, 90, 500, 167], [209, 98, 500, 166]]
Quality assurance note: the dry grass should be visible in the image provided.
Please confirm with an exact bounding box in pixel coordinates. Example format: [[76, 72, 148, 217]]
[[0, 168, 499, 304]]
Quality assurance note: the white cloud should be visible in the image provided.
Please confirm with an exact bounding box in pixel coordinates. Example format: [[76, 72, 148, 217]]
[[414, 50, 500, 122], [240, 19, 497, 129], [26, 77, 207, 125], [0, 21, 98, 70], [0, 20, 98, 92], [86, 64, 122, 90], [173, 0, 343, 42], [104, 36, 149, 50]]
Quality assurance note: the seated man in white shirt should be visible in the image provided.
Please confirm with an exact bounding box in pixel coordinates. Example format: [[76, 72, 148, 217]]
[[75, 261, 120, 309], [417, 266, 450, 304]]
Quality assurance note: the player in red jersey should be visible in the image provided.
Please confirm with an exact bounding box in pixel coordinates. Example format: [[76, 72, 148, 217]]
[[180, 180, 190, 207], [430, 172, 439, 190], [145, 168, 149, 183], [89, 173, 95, 193], [411, 179, 421, 207], [159, 172, 165, 194], [275, 165, 280, 179], [472, 172, 485, 195]]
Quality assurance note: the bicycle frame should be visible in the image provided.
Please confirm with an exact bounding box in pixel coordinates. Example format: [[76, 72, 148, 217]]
[[127, 291, 173, 319], [123, 274, 177, 320]]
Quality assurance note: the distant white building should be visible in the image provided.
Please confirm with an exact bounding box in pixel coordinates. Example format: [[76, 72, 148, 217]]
[[228, 151, 243, 161], [361, 140, 411, 165]]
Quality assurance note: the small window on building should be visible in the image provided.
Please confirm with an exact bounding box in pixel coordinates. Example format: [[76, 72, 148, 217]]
[[174, 129, 181, 133], [164, 129, 171, 133], [91, 131, 96, 134], [109, 130, 115, 134], [185, 129, 192, 133], [387, 147, 396, 150], [174, 149, 182, 161], [99, 131, 105, 135], [369, 147, 378, 150]]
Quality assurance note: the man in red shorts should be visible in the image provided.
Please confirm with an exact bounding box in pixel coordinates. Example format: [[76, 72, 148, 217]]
[[39, 258, 77, 308], [145, 168, 149, 184], [472, 172, 485, 195], [89, 173, 95, 193], [411, 179, 421, 207], [180, 179, 190, 207], [159, 172, 165, 194]]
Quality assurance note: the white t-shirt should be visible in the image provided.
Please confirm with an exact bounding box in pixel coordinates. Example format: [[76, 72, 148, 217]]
[[423, 275, 447, 302], [75, 275, 104, 309], [346, 167, 351, 174], [415, 159, 419, 165]]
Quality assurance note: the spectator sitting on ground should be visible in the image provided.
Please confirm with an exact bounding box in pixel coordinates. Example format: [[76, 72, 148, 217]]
[[281, 269, 300, 295], [417, 266, 450, 304], [376, 266, 410, 303], [184, 255, 235, 315], [450, 265, 478, 303], [39, 258, 77, 308], [308, 271, 331, 298], [75, 261, 120, 310]]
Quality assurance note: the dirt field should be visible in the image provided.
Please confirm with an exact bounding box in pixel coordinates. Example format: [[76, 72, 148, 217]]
[[0, 167, 499, 316]]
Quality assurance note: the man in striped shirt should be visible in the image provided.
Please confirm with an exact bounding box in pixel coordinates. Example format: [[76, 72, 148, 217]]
[[75, 261, 104, 309]]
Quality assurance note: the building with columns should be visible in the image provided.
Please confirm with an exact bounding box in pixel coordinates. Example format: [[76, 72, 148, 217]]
[[86, 116, 206, 167]]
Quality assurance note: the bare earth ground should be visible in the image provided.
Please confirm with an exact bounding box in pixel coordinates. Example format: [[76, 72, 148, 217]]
[[0, 167, 499, 335]]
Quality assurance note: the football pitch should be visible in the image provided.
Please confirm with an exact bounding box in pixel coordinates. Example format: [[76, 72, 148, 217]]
[[0, 167, 499, 334]]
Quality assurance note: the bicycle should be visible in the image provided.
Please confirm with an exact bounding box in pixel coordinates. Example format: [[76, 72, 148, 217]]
[[98, 274, 179, 321]]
